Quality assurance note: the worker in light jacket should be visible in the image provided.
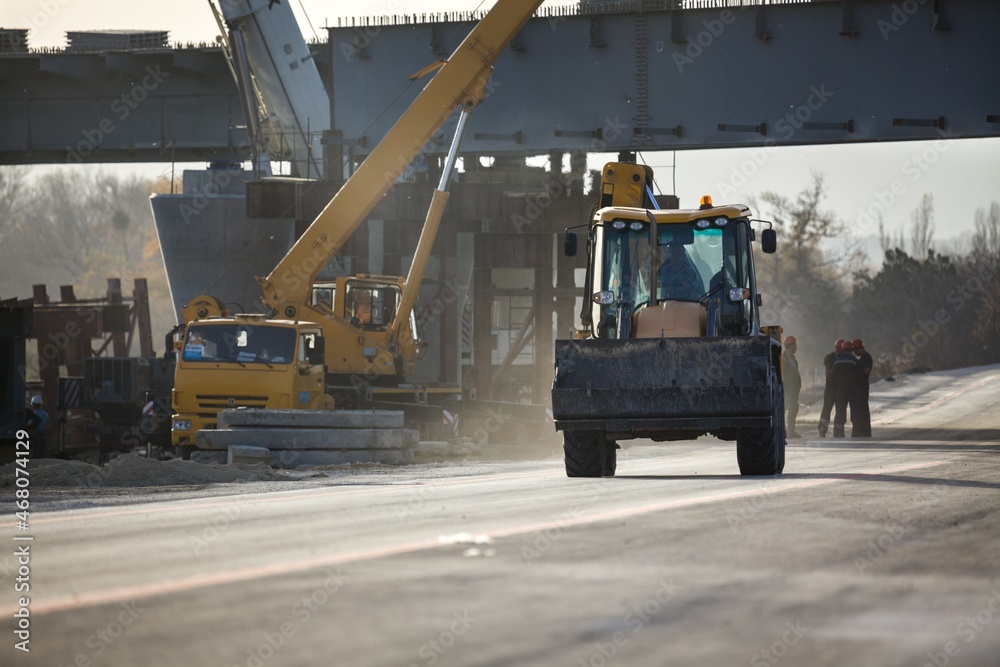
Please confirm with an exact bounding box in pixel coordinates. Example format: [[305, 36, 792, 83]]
[[781, 336, 802, 438]]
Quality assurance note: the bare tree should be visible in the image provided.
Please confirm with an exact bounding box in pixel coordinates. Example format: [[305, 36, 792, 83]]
[[760, 171, 842, 255], [876, 213, 906, 255], [1, 166, 174, 341], [972, 201, 1000, 258], [909, 193, 935, 260]]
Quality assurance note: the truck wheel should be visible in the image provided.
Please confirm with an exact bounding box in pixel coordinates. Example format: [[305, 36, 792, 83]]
[[737, 381, 785, 476], [564, 430, 607, 478]]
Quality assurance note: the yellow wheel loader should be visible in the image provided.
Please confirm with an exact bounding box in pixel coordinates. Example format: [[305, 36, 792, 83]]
[[551, 161, 786, 477]]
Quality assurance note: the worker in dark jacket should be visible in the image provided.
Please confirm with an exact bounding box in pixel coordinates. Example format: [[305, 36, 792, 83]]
[[832, 340, 860, 438], [852, 338, 873, 437], [25, 394, 50, 459], [817, 339, 843, 437], [781, 336, 802, 438]]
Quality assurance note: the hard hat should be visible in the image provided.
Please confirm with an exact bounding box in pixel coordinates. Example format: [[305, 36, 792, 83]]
[[852, 338, 864, 349], [841, 340, 855, 351], [835, 339, 845, 352], [30, 395, 42, 406], [784, 336, 797, 346]]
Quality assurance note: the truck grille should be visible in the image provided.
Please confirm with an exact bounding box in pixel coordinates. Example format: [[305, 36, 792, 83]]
[[195, 395, 269, 410]]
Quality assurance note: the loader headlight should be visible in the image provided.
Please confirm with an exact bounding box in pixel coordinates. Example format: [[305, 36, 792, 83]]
[[629, 221, 645, 231], [612, 219, 627, 230], [592, 290, 615, 305], [728, 288, 751, 302], [714, 216, 729, 227], [172, 419, 193, 432], [696, 219, 710, 229]]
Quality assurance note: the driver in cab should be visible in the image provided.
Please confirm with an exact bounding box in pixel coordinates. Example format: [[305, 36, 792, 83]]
[[658, 242, 704, 301], [351, 292, 372, 327]]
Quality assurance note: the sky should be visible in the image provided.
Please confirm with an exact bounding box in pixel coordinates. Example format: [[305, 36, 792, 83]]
[[3, 0, 999, 244]]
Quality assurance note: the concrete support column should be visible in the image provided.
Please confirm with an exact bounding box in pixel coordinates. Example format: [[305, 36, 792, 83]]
[[533, 233, 554, 404], [472, 259, 493, 401]]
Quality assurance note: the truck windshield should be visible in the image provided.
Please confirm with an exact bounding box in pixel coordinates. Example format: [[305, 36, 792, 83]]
[[593, 219, 745, 335], [182, 324, 296, 365]]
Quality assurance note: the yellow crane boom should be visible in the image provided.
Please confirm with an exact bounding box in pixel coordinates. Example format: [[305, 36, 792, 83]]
[[257, 0, 544, 319]]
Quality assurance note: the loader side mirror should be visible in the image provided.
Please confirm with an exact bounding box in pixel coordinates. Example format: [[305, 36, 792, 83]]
[[563, 232, 578, 257], [761, 228, 777, 254]]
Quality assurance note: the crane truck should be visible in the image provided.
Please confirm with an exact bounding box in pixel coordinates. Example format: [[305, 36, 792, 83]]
[[551, 161, 786, 477], [171, 0, 546, 450]]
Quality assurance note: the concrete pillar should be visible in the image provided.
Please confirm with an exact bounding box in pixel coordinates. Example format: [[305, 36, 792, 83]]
[[533, 233, 554, 404], [472, 260, 493, 401]]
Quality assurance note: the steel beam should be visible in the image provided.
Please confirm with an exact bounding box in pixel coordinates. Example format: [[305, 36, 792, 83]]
[[0, 1, 997, 165]]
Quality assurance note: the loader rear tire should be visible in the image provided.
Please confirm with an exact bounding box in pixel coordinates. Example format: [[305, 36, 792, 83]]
[[736, 381, 785, 476], [564, 430, 608, 478]]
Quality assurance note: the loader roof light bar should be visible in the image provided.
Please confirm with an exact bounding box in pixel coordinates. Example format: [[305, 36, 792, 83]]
[[610, 219, 647, 232], [697, 216, 729, 229]]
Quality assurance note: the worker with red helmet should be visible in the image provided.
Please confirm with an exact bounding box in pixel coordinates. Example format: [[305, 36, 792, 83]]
[[781, 336, 802, 438], [832, 339, 860, 437], [852, 338, 873, 437], [817, 339, 844, 437]]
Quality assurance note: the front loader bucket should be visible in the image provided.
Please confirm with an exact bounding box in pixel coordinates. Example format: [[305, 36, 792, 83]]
[[551, 336, 777, 437]]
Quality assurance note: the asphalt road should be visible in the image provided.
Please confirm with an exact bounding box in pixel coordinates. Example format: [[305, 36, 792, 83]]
[[3, 366, 999, 667]]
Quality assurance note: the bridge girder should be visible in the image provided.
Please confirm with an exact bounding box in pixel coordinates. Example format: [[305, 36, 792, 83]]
[[0, 0, 997, 166]]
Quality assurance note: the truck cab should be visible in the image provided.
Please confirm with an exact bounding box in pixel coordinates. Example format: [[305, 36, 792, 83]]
[[170, 315, 330, 449]]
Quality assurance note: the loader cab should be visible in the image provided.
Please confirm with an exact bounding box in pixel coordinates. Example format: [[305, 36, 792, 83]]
[[584, 206, 764, 340]]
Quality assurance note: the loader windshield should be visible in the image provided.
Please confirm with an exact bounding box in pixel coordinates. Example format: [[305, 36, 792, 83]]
[[182, 324, 296, 365], [592, 218, 747, 337]]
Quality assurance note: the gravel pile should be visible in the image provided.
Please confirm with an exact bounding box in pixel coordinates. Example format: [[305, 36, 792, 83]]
[[0, 454, 286, 488]]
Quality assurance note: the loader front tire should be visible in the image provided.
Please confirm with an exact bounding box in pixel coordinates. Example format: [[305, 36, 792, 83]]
[[564, 430, 608, 478], [736, 381, 786, 476], [604, 441, 619, 477]]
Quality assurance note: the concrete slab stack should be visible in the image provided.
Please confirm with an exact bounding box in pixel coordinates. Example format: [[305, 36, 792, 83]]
[[197, 408, 419, 468]]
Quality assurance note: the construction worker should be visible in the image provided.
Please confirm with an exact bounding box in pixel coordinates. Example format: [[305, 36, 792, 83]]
[[817, 339, 843, 437], [852, 339, 873, 437], [781, 336, 801, 438], [831, 340, 860, 438], [24, 394, 50, 459]]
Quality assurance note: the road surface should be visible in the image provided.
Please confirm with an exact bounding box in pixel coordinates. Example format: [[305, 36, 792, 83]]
[[3, 365, 999, 666]]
